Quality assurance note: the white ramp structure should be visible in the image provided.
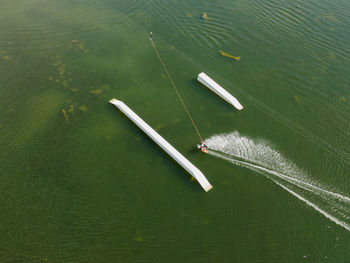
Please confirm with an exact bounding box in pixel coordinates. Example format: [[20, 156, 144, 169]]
[[109, 98, 213, 192], [197, 72, 243, 110]]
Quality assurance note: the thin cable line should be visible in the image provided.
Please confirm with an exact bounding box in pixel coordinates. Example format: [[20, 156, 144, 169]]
[[150, 39, 203, 142]]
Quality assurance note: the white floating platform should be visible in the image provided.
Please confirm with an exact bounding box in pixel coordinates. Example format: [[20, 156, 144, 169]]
[[197, 72, 243, 110], [109, 98, 213, 192]]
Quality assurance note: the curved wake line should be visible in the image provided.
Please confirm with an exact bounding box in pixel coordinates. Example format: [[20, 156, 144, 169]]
[[273, 180, 350, 232], [208, 150, 350, 232], [210, 150, 350, 204], [206, 131, 350, 232]]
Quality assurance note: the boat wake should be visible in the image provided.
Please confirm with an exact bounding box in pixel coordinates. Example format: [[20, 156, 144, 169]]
[[206, 131, 350, 232]]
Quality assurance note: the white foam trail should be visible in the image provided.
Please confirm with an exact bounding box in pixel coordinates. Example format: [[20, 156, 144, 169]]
[[273, 180, 350, 232], [210, 151, 350, 204], [206, 132, 350, 203], [206, 131, 350, 232]]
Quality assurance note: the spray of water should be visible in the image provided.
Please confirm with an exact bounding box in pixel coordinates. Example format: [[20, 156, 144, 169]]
[[206, 131, 350, 232]]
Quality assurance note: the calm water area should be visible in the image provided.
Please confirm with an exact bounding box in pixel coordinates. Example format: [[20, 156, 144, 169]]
[[1, 0, 350, 262]]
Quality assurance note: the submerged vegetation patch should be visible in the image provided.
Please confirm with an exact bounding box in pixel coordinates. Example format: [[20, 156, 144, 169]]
[[219, 50, 240, 61], [16, 90, 65, 145]]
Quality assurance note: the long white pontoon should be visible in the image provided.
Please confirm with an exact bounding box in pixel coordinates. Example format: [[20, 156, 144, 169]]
[[197, 72, 243, 110], [109, 98, 213, 192]]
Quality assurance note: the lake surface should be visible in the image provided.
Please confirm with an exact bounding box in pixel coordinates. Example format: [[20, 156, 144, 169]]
[[1, 0, 350, 262]]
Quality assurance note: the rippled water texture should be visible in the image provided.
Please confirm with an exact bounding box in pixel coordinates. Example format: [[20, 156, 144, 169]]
[[1, 0, 350, 262]]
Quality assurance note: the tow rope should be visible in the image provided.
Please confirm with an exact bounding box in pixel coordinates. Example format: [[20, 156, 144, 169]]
[[150, 34, 204, 142]]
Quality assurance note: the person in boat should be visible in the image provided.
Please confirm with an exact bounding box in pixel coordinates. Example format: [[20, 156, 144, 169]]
[[149, 32, 153, 40], [197, 142, 208, 153]]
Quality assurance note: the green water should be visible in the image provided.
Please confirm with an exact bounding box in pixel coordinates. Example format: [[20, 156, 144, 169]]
[[1, 0, 350, 262]]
